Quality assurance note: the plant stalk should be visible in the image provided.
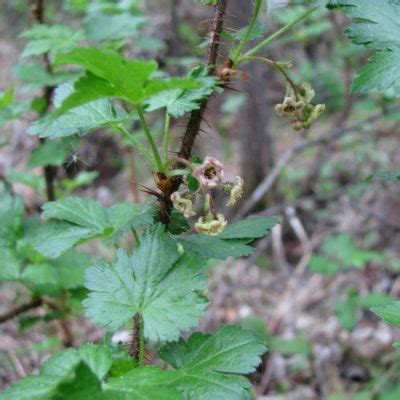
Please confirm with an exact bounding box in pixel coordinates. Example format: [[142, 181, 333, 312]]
[[232, 0, 263, 66], [242, 56, 299, 99], [118, 125, 156, 169], [242, 6, 319, 60], [131, 227, 140, 245], [136, 105, 164, 172], [163, 112, 171, 166]]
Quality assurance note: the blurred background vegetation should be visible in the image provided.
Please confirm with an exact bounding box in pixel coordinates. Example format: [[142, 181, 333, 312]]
[[0, 0, 399, 399]]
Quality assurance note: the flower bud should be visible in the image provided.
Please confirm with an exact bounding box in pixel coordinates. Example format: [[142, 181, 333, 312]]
[[171, 191, 196, 218], [226, 176, 244, 206]]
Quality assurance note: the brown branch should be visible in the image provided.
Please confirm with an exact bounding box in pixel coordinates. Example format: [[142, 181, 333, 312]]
[[155, 0, 229, 226], [0, 297, 43, 324], [178, 0, 228, 161]]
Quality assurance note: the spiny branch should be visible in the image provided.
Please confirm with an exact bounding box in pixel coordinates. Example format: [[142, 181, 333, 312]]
[[129, 314, 141, 364], [178, 0, 229, 161], [157, 0, 229, 226]]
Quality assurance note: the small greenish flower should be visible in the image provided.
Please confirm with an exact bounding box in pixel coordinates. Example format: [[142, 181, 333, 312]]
[[193, 156, 224, 189], [225, 176, 244, 206], [171, 191, 196, 218], [275, 82, 325, 130], [298, 82, 315, 103], [194, 213, 228, 235], [303, 104, 326, 129]]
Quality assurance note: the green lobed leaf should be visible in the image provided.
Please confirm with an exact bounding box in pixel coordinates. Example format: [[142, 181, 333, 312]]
[[0, 325, 266, 399], [55, 363, 180, 399], [0, 376, 59, 400], [0, 344, 113, 400], [42, 197, 110, 233], [178, 216, 277, 260], [28, 140, 70, 167], [159, 325, 267, 400], [27, 82, 129, 138], [54, 48, 198, 111], [13, 62, 80, 92], [106, 200, 155, 241], [0, 190, 24, 247], [28, 98, 129, 138], [53, 362, 105, 400], [145, 89, 203, 118], [20, 24, 84, 59], [351, 53, 400, 95], [0, 249, 22, 282], [0, 191, 25, 281], [371, 300, 400, 326], [41, 344, 113, 380], [0, 343, 180, 399], [84, 224, 207, 341], [31, 197, 154, 258], [83, 13, 147, 42], [333, 0, 400, 52], [179, 235, 254, 260], [0, 90, 30, 126], [336, 292, 393, 331], [7, 169, 45, 191], [105, 367, 179, 399], [30, 222, 95, 259], [144, 65, 219, 118], [21, 250, 91, 296], [332, 0, 400, 95], [219, 216, 278, 240]]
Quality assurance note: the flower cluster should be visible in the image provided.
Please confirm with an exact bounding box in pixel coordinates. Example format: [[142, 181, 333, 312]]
[[275, 82, 325, 130], [170, 157, 244, 235]]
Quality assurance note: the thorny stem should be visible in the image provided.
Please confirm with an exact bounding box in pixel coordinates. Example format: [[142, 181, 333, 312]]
[[177, 0, 228, 163], [136, 105, 164, 173], [232, 0, 263, 67], [139, 317, 145, 367], [153, 0, 228, 227], [242, 56, 299, 100], [162, 112, 171, 167], [242, 6, 319, 59], [130, 314, 144, 366]]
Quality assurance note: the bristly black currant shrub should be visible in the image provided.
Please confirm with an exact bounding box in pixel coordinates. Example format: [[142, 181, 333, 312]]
[[2, 0, 399, 398]]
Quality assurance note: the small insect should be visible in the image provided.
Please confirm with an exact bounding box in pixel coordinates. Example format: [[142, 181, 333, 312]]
[[63, 152, 91, 173]]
